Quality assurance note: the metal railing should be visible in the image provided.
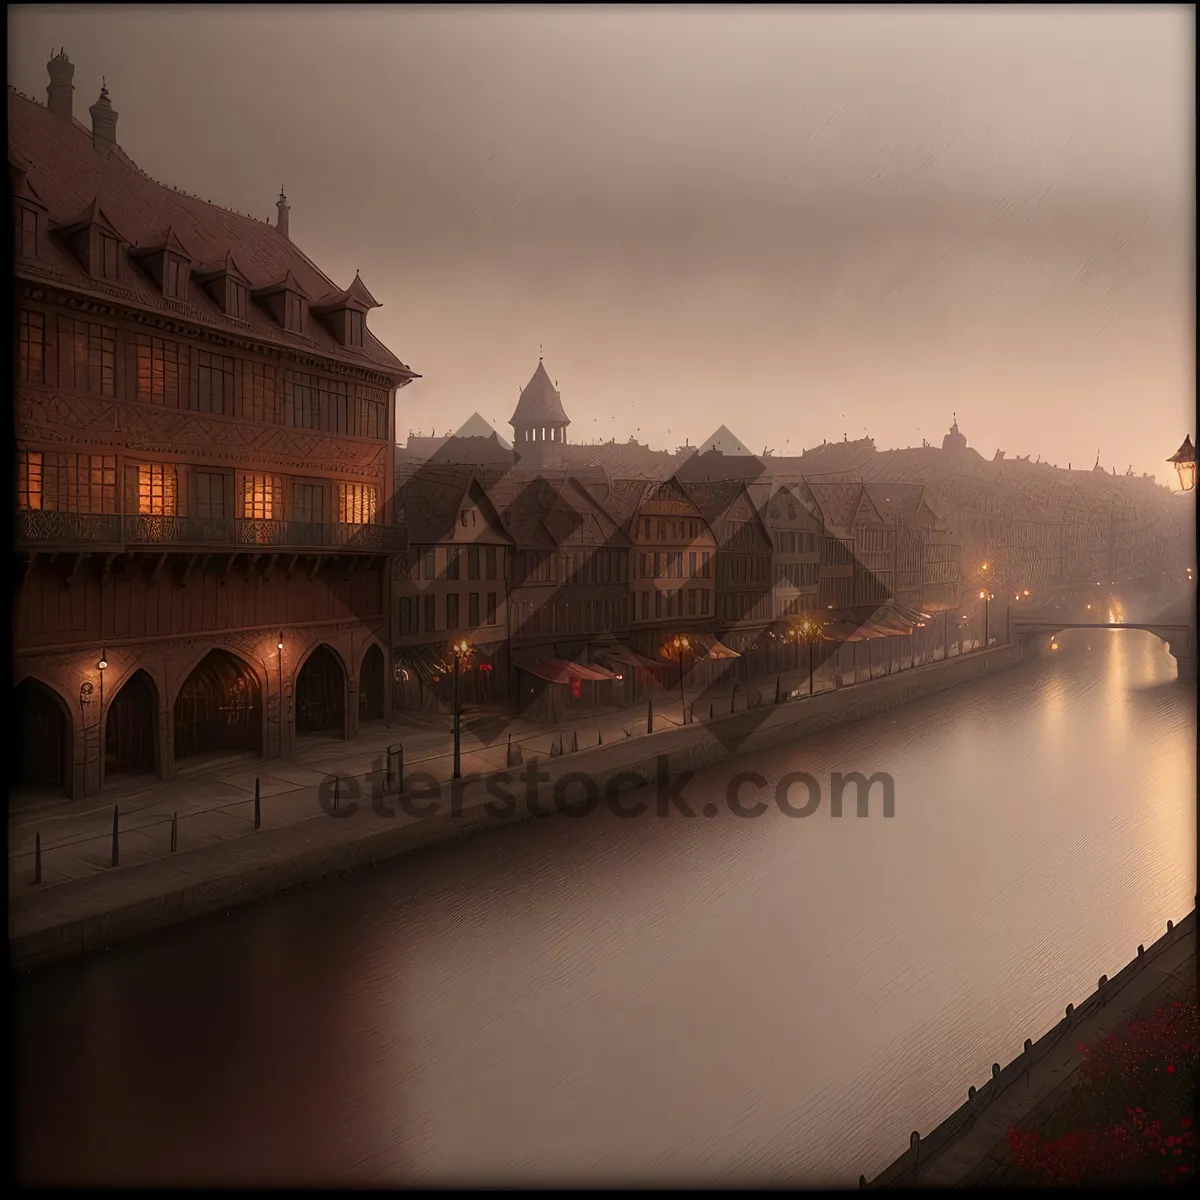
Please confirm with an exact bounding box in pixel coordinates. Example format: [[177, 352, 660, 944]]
[[15, 511, 404, 553]]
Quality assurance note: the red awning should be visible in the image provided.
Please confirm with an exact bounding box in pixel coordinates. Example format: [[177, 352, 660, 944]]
[[518, 658, 620, 684], [591, 644, 668, 671]]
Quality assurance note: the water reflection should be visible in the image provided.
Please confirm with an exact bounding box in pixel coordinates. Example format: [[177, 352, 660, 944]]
[[15, 630, 1196, 1187]]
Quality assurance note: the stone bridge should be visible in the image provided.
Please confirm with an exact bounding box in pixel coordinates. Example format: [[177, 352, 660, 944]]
[[1011, 621, 1196, 679]]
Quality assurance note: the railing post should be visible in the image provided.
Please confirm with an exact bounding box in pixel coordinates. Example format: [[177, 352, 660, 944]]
[[110, 805, 119, 868], [33, 832, 42, 885]]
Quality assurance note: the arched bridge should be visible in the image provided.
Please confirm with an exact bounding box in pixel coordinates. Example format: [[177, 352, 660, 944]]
[[1011, 621, 1197, 679]]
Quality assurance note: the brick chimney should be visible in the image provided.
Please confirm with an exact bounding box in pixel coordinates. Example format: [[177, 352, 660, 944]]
[[276, 188, 290, 240], [46, 48, 75, 121], [88, 80, 118, 154]]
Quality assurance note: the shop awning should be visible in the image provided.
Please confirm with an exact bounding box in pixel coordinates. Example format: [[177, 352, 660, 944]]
[[518, 658, 621, 684], [591, 643, 668, 672], [691, 633, 741, 660]]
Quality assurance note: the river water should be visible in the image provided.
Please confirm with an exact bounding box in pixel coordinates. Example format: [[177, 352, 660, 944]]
[[13, 626, 1196, 1187]]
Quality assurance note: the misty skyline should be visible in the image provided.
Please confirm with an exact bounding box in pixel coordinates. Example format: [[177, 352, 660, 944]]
[[8, 5, 1193, 483]]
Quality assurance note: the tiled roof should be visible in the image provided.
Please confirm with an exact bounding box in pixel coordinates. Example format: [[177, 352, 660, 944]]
[[510, 360, 569, 427], [805, 481, 863, 537], [8, 87, 415, 380]]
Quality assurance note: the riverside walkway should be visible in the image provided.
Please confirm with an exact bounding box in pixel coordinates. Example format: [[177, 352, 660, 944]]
[[9, 639, 1009, 969]]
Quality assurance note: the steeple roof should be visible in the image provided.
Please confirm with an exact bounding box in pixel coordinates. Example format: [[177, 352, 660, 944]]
[[510, 359, 570, 428]]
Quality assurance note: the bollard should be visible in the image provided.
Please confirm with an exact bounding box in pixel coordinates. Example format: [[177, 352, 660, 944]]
[[1167, 919, 1173, 932], [597, 727, 602, 746], [111, 805, 120, 868], [647, 696, 653, 734], [572, 729, 579, 753], [1137, 944, 1145, 958], [333, 776, 340, 812], [1065, 1003, 1074, 1023], [859, 1175, 866, 1189], [1024, 1038, 1033, 1054], [774, 676, 782, 704], [709, 701, 714, 720], [910, 1131, 920, 1181], [33, 832, 42, 885], [968, 1085, 976, 1101], [992, 1063, 1001, 1081], [171, 812, 178, 853], [254, 777, 262, 829]]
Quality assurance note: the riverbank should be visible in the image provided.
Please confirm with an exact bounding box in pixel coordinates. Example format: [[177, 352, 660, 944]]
[[9, 642, 1020, 971], [864, 907, 1197, 1188]]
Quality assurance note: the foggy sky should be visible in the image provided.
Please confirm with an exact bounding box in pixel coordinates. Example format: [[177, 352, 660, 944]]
[[9, 5, 1194, 483]]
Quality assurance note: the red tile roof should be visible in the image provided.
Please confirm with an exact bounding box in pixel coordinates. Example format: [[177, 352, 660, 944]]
[[8, 87, 416, 381]]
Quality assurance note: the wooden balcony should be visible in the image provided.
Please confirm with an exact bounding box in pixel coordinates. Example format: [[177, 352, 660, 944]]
[[15, 511, 405, 554]]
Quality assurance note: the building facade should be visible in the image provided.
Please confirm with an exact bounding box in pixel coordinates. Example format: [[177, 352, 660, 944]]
[[11, 60, 415, 799]]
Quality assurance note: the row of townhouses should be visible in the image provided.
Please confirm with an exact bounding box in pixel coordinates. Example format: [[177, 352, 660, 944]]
[[11, 58, 1191, 802]]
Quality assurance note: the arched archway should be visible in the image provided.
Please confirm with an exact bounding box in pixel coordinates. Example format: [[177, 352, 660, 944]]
[[359, 643, 385, 723], [105, 669, 158, 777], [296, 644, 346, 736], [13, 679, 71, 795], [174, 649, 263, 761]]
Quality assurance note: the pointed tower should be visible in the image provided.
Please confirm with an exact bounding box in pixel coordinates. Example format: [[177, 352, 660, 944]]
[[510, 358, 570, 449]]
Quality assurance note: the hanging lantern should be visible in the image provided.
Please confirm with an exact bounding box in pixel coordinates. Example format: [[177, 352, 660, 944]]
[[1167, 435, 1196, 492]]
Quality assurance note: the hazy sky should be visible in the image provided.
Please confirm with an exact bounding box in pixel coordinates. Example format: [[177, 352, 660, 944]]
[[9, 5, 1194, 482]]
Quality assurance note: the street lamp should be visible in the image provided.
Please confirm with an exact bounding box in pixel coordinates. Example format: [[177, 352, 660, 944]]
[[669, 633, 691, 722], [978, 591, 993, 647], [97, 650, 108, 784], [277, 633, 284, 756], [451, 637, 472, 779], [1167, 435, 1196, 492]]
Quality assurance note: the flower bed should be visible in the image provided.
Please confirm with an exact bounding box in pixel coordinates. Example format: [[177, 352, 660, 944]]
[[1007, 998, 1198, 1186]]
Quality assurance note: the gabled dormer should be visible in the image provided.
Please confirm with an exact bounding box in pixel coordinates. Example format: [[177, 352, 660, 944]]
[[11, 160, 48, 262], [310, 272, 380, 349], [192, 252, 253, 320], [129, 225, 194, 301], [252, 270, 309, 333], [49, 198, 127, 283]]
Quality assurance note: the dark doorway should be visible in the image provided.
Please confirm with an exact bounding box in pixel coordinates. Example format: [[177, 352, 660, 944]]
[[296, 644, 346, 736], [105, 669, 157, 777], [174, 650, 263, 760], [359, 644, 385, 723], [13, 679, 70, 794]]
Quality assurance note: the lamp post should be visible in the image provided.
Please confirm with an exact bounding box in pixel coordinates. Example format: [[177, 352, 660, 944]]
[[669, 634, 691, 723], [978, 591, 993, 648], [451, 637, 472, 779], [97, 649, 108, 786], [1167, 435, 1196, 492], [277, 633, 284, 757]]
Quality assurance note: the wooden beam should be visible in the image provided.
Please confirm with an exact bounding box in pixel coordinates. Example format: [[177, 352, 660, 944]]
[[64, 552, 86, 590], [100, 552, 118, 585], [179, 552, 200, 587], [309, 555, 325, 581], [221, 553, 241, 585], [19, 552, 38, 596], [150, 552, 169, 584], [263, 553, 279, 583], [284, 553, 299, 581]]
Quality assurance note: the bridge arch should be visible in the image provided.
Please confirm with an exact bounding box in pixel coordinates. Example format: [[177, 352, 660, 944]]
[[1012, 622, 1196, 678]]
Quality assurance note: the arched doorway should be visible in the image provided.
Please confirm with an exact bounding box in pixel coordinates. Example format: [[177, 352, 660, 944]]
[[359, 644, 385, 723], [174, 649, 263, 761], [296, 644, 346, 736], [13, 679, 70, 795], [105, 669, 157, 777]]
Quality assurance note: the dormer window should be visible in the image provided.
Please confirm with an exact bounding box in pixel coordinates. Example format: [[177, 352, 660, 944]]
[[16, 205, 39, 259], [52, 201, 129, 284], [164, 255, 184, 299], [251, 270, 310, 333], [311, 272, 381, 349], [285, 291, 303, 332], [229, 280, 248, 320], [97, 232, 120, 280], [193, 252, 253, 321]]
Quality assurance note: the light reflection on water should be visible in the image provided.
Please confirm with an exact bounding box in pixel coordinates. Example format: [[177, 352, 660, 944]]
[[14, 628, 1196, 1187]]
